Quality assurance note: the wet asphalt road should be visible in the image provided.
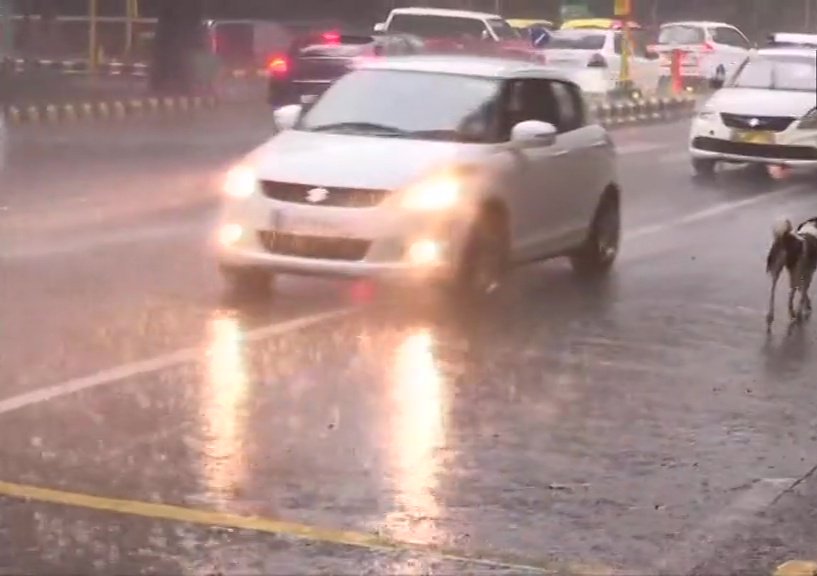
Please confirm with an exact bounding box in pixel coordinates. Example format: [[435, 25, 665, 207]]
[[2, 107, 817, 575]]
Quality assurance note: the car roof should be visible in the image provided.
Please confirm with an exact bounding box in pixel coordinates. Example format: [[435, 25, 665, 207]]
[[768, 32, 817, 45], [388, 7, 501, 20], [757, 46, 817, 58], [660, 21, 736, 28], [357, 54, 572, 80]]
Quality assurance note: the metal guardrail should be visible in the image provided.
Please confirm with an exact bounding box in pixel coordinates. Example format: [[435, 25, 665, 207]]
[[1, 56, 266, 79]]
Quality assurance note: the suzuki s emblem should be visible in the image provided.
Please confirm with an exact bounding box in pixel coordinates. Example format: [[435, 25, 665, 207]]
[[306, 187, 329, 203], [749, 117, 760, 127]]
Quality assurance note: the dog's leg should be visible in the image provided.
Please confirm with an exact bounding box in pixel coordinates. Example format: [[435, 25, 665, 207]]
[[788, 268, 799, 321], [767, 269, 781, 328], [802, 270, 814, 319]]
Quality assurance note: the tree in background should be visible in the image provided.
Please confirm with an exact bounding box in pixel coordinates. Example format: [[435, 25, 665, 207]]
[[150, 0, 204, 94]]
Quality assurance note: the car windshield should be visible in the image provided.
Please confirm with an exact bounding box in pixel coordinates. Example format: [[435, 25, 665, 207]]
[[658, 25, 705, 45], [388, 14, 488, 39], [545, 31, 606, 50], [487, 18, 521, 40], [729, 54, 817, 91], [298, 69, 501, 141]]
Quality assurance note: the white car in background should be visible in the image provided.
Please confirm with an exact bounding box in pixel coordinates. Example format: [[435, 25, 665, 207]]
[[215, 56, 622, 299], [689, 47, 817, 176], [541, 28, 661, 96], [652, 21, 751, 89]]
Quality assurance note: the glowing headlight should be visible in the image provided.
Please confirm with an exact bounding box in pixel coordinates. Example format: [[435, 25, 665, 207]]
[[798, 108, 817, 130], [400, 175, 461, 211], [224, 165, 257, 199]]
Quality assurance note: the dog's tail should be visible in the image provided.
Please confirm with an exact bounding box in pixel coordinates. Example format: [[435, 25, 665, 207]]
[[767, 218, 793, 275]]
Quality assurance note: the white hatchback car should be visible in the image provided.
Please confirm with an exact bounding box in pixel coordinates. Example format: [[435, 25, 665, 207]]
[[689, 47, 817, 175], [542, 28, 661, 96], [215, 55, 621, 298], [653, 21, 751, 89]]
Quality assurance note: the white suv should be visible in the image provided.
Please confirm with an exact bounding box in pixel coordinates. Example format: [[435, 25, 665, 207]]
[[653, 21, 752, 88], [215, 56, 621, 299]]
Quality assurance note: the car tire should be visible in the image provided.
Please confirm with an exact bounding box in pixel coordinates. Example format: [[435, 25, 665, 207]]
[[453, 213, 509, 302], [692, 158, 717, 177], [570, 192, 620, 278], [221, 266, 274, 301]]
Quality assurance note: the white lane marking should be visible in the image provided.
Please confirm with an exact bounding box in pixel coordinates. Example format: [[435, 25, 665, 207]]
[[0, 307, 355, 416], [624, 184, 802, 243], [652, 477, 799, 575], [0, 182, 804, 417]]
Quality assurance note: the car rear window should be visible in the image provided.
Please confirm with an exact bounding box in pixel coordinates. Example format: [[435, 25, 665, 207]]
[[658, 25, 705, 45], [388, 14, 487, 39], [546, 31, 606, 50]]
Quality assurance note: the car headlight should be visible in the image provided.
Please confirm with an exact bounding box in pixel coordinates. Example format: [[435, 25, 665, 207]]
[[798, 108, 817, 130], [399, 173, 461, 212], [223, 165, 258, 199]]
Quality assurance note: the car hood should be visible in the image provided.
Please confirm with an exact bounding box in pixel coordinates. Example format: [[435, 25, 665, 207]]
[[245, 129, 480, 189], [705, 88, 815, 117]]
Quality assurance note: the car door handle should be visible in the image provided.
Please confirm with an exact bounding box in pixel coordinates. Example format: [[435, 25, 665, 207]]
[[552, 149, 569, 157], [591, 140, 607, 147]]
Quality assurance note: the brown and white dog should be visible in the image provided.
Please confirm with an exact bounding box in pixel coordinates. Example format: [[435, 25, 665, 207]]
[[766, 217, 817, 329]]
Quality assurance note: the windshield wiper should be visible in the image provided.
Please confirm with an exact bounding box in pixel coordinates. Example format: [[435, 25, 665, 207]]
[[307, 122, 409, 135]]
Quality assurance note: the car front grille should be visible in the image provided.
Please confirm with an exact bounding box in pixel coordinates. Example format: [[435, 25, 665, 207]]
[[692, 136, 817, 160], [260, 181, 389, 208], [258, 231, 371, 261], [720, 113, 796, 132]]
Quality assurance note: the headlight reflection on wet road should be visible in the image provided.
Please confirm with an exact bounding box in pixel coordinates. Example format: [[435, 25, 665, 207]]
[[385, 327, 451, 548], [200, 311, 251, 509]]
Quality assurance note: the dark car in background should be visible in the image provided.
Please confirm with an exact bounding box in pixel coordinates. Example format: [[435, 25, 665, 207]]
[[267, 30, 426, 106]]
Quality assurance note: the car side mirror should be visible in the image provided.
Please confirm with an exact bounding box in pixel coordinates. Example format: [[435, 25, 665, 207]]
[[510, 120, 557, 146], [273, 104, 303, 132], [709, 76, 724, 90], [373, 22, 386, 32]]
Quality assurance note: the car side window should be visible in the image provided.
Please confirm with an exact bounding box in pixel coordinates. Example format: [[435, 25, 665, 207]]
[[497, 78, 560, 141], [550, 81, 584, 132], [713, 27, 750, 48]]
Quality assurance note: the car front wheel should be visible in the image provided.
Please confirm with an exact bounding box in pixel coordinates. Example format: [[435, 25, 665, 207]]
[[570, 194, 620, 277], [454, 214, 509, 301]]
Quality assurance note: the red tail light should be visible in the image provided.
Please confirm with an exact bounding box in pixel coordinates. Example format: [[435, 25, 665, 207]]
[[588, 53, 607, 67], [267, 55, 289, 76], [321, 31, 341, 44]]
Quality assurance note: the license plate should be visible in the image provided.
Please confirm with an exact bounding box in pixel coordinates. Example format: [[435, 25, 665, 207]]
[[732, 130, 774, 144], [269, 209, 337, 237]]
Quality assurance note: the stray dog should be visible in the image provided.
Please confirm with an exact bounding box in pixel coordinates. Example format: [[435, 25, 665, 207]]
[[766, 217, 817, 329]]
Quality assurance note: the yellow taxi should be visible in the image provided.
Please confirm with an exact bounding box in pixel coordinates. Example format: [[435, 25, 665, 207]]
[[561, 18, 642, 30]]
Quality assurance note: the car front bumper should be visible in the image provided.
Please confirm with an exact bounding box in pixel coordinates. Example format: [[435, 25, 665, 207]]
[[214, 193, 469, 284], [689, 113, 817, 167]]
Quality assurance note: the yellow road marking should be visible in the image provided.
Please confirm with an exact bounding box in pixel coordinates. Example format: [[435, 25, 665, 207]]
[[775, 561, 817, 576], [0, 480, 617, 575]]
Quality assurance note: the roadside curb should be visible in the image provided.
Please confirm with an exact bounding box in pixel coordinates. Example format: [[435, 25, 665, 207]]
[[591, 94, 697, 129], [2, 57, 265, 79], [2, 95, 220, 126]]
